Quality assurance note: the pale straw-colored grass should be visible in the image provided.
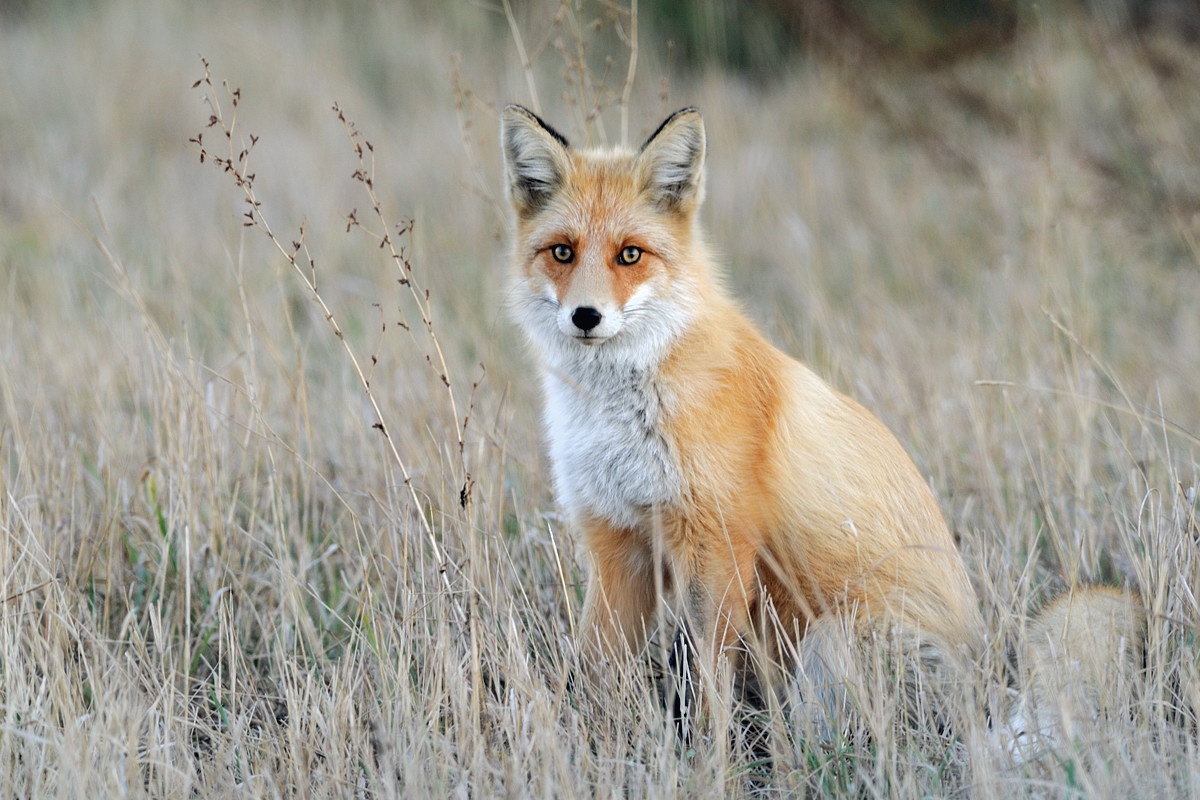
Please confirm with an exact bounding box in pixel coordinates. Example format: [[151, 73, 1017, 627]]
[[1, 1, 1197, 796]]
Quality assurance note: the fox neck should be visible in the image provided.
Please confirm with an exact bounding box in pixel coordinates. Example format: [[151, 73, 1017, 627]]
[[542, 352, 681, 530], [537, 254, 723, 531]]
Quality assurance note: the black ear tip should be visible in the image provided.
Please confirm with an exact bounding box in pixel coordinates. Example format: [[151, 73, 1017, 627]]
[[666, 107, 702, 126], [501, 105, 538, 131], [641, 106, 705, 152]]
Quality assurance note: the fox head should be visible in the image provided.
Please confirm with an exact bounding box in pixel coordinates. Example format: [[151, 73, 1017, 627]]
[[501, 105, 709, 365]]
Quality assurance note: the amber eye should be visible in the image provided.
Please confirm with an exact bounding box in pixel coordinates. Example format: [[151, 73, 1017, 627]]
[[550, 244, 574, 263], [617, 245, 642, 266]]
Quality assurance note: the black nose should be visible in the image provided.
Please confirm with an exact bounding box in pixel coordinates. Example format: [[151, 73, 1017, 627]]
[[571, 306, 602, 332]]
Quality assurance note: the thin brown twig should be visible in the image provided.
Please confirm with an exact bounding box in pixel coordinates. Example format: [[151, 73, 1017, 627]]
[[333, 104, 477, 509], [502, 0, 542, 116], [189, 60, 465, 622], [619, 0, 637, 147]]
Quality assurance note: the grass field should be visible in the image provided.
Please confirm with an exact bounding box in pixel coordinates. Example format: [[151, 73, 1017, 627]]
[[1, 1, 1198, 796]]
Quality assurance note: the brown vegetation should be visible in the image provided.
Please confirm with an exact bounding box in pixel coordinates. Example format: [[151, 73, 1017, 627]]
[[0, 1, 1197, 796]]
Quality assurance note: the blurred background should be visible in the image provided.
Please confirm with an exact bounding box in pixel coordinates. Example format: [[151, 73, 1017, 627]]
[[2, 0, 1198, 590], [2, 0, 1199, 605], [1, 1, 1199, 794]]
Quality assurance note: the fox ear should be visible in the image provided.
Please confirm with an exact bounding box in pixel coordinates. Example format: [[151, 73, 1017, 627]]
[[637, 107, 705, 213], [501, 105, 571, 217]]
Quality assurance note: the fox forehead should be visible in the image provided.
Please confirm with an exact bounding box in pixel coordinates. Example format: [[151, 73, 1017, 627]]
[[517, 150, 682, 255]]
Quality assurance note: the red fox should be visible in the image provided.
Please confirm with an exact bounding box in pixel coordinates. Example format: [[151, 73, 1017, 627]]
[[500, 104, 1144, 738]]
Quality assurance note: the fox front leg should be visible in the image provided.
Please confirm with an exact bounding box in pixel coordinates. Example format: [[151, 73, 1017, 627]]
[[669, 543, 760, 737], [683, 539, 759, 668], [576, 518, 659, 667]]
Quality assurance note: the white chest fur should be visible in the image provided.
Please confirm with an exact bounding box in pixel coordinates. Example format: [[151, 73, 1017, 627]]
[[542, 356, 682, 531]]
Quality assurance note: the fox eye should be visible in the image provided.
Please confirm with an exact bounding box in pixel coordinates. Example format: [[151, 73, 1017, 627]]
[[550, 244, 574, 263], [617, 245, 642, 266]]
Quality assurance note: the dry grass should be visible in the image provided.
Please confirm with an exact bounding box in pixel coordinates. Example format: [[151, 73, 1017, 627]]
[[1, 1, 1198, 796]]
